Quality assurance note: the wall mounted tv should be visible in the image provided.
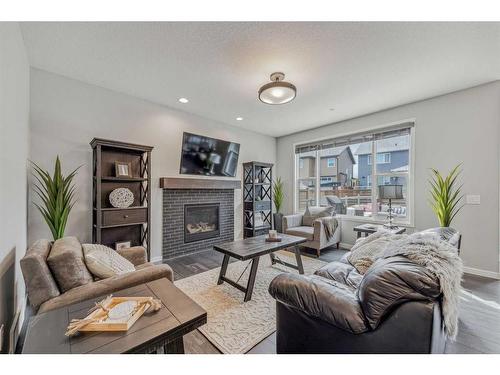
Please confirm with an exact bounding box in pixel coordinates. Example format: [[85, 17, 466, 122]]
[[179, 132, 240, 177]]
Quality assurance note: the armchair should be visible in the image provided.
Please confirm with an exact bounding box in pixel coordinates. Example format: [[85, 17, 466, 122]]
[[282, 211, 341, 257]]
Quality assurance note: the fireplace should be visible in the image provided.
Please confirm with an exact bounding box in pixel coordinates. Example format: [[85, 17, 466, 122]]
[[184, 203, 220, 243]]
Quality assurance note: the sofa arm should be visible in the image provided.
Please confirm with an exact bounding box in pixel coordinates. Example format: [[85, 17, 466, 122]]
[[283, 214, 303, 232], [269, 273, 368, 334], [38, 264, 173, 314], [117, 246, 148, 266]]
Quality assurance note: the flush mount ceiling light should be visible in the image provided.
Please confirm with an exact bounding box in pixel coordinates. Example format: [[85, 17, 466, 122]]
[[178, 97, 189, 104], [258, 72, 296, 105]]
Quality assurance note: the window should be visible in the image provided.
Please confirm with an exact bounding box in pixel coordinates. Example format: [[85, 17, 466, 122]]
[[294, 123, 412, 223], [367, 152, 391, 165], [299, 159, 304, 168]]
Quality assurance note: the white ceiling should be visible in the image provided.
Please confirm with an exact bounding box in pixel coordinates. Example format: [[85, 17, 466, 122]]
[[20, 22, 500, 137]]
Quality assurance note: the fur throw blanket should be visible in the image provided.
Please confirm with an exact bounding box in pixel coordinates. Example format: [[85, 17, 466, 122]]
[[348, 230, 463, 339]]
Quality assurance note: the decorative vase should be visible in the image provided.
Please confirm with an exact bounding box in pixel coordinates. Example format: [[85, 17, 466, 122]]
[[273, 213, 283, 233]]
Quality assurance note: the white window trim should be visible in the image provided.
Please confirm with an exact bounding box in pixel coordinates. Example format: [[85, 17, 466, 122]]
[[293, 119, 415, 227], [327, 157, 336, 167]]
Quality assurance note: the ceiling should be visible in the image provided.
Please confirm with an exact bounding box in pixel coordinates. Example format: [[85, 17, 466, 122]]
[[20, 22, 500, 137]]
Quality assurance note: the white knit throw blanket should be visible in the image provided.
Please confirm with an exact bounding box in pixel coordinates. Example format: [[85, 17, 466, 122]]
[[350, 231, 463, 339]]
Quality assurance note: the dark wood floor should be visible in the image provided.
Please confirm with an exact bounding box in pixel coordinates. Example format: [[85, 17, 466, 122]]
[[167, 246, 500, 354]]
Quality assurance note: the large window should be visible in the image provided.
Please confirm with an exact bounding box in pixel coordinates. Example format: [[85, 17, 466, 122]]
[[295, 123, 412, 223]]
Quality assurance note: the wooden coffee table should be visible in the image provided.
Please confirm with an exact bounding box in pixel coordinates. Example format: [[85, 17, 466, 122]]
[[213, 234, 307, 302], [22, 278, 206, 354]]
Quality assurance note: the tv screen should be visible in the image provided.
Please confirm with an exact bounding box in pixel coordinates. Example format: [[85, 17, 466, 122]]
[[179, 132, 240, 177]]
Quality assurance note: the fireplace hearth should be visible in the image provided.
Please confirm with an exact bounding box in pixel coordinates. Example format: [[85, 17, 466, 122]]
[[184, 203, 220, 243]]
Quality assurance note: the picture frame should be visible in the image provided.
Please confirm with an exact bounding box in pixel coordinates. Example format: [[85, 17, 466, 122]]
[[114, 161, 132, 178], [115, 241, 131, 251]]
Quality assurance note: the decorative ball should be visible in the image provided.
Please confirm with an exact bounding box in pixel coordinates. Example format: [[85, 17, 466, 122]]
[[109, 188, 134, 208]]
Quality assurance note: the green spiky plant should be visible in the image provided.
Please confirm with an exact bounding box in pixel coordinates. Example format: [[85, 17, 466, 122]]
[[31, 156, 80, 240], [428, 164, 464, 227], [273, 177, 284, 213]]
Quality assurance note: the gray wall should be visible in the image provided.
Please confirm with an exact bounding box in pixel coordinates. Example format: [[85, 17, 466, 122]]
[[29, 69, 276, 262], [277, 82, 500, 275], [0, 23, 30, 335]]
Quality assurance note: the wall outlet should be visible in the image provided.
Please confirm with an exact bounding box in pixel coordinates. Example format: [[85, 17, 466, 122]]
[[466, 194, 481, 205]]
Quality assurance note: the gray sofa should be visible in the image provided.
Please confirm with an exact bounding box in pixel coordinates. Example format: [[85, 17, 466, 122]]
[[20, 237, 173, 314], [282, 210, 341, 257]]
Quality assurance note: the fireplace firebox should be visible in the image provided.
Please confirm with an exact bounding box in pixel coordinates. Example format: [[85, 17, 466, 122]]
[[184, 203, 220, 243]]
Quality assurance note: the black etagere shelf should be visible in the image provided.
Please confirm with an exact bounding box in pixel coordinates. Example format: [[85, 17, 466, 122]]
[[90, 138, 153, 260], [243, 161, 274, 238]]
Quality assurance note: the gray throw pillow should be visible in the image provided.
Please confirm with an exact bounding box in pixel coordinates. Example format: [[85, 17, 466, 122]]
[[302, 206, 335, 226], [83, 244, 135, 279], [47, 236, 94, 293]]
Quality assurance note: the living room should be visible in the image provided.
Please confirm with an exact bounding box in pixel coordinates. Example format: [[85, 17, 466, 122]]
[[1, 1, 500, 372]]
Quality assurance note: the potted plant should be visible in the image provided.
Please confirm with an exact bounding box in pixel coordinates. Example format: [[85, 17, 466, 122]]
[[273, 177, 285, 232], [428, 164, 464, 227], [31, 156, 80, 240]]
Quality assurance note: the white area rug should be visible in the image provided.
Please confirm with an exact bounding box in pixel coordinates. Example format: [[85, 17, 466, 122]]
[[175, 251, 326, 354]]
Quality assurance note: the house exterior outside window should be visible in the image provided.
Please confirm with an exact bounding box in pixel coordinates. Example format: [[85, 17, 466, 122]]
[[295, 123, 413, 224]]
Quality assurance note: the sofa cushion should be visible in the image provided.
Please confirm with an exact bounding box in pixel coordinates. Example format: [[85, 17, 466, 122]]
[[285, 226, 314, 241], [47, 237, 94, 293], [38, 264, 174, 314], [314, 261, 363, 290], [20, 239, 61, 308], [83, 244, 135, 279], [302, 206, 334, 226], [357, 255, 441, 330]]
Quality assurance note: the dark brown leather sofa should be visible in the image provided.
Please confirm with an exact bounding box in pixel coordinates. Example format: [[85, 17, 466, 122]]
[[269, 227, 460, 354]]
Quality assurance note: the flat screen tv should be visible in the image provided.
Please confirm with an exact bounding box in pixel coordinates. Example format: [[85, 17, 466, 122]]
[[179, 132, 240, 177]]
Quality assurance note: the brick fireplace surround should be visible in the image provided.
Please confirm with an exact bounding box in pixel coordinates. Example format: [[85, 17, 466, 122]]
[[161, 178, 241, 259]]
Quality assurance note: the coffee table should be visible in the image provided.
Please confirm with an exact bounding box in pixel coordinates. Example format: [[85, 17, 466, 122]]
[[213, 234, 307, 302], [22, 278, 206, 354]]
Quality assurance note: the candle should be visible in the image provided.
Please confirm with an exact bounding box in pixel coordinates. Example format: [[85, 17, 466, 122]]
[[269, 230, 277, 239]]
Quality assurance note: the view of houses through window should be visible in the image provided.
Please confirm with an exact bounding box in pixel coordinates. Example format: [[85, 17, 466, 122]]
[[295, 126, 411, 222]]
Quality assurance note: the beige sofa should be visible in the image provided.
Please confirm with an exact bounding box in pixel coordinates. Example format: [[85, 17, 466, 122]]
[[20, 237, 173, 314], [282, 212, 341, 257]]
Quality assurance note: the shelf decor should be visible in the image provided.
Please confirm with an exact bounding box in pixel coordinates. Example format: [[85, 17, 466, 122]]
[[109, 187, 134, 208], [242, 161, 274, 238], [91, 138, 153, 260]]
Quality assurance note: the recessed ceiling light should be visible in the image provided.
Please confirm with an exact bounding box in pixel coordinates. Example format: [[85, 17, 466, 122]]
[[329, 108, 335, 111], [236, 117, 243, 121], [258, 72, 297, 105], [178, 97, 189, 104]]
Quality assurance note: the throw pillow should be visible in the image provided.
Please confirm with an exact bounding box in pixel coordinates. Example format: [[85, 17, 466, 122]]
[[82, 244, 135, 279], [302, 206, 335, 226], [47, 236, 94, 293]]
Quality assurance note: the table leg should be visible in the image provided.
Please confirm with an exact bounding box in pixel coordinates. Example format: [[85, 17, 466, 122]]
[[217, 254, 230, 285], [294, 245, 304, 275], [244, 257, 260, 302], [164, 337, 185, 354], [269, 252, 276, 265]]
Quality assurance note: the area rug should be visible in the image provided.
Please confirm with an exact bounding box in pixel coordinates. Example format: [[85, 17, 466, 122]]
[[175, 251, 326, 354]]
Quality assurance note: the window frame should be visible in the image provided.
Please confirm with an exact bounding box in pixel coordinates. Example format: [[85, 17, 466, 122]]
[[293, 121, 414, 226], [326, 157, 336, 168]]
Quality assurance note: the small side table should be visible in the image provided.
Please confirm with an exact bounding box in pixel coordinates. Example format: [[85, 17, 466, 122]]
[[353, 223, 406, 239]]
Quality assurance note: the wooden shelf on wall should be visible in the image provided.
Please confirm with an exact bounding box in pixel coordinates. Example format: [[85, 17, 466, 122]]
[[91, 138, 153, 260]]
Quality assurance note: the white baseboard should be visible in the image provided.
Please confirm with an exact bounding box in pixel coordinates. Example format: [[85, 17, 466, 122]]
[[463, 266, 500, 280], [151, 256, 163, 264], [339, 242, 353, 250]]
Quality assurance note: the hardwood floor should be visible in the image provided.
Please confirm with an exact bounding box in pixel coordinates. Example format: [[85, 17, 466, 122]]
[[167, 245, 500, 354]]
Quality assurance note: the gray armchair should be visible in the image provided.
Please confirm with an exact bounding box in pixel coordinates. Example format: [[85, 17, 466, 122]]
[[282, 213, 341, 257]]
